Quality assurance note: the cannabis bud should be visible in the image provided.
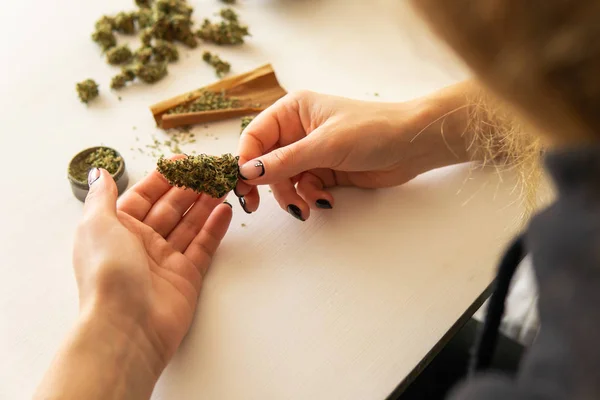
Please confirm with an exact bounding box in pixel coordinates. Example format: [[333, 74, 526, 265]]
[[156, 153, 239, 198], [196, 12, 250, 45], [153, 40, 179, 62], [114, 12, 137, 34], [219, 0, 236, 4], [135, 0, 152, 8], [240, 116, 254, 133], [76, 79, 100, 103], [92, 24, 117, 50], [106, 45, 133, 65], [202, 51, 230, 77], [135, 61, 168, 83], [134, 46, 154, 64], [219, 7, 238, 22]]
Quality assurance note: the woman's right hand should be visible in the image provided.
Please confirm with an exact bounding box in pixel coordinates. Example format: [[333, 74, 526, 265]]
[[235, 84, 473, 221]]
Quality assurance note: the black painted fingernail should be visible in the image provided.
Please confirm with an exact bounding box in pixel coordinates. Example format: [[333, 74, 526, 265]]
[[287, 204, 305, 221], [88, 168, 101, 187], [233, 186, 241, 197], [315, 199, 332, 209], [239, 196, 252, 214], [223, 201, 233, 208]]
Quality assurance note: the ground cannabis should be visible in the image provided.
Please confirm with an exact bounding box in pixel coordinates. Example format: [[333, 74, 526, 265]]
[[240, 116, 254, 133], [76, 79, 100, 103], [166, 90, 241, 114], [157, 153, 239, 198], [196, 9, 250, 45], [202, 51, 230, 77], [70, 147, 122, 183], [106, 45, 133, 65]]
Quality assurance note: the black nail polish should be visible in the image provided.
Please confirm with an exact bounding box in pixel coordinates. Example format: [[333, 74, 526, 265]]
[[315, 199, 332, 209], [223, 201, 233, 208], [287, 204, 305, 221], [239, 196, 252, 214], [233, 186, 241, 197]]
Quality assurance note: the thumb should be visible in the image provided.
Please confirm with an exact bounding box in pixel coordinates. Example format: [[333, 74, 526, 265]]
[[238, 134, 326, 184], [83, 168, 118, 218]]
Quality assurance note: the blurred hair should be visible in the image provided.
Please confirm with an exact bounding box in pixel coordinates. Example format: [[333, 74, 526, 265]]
[[411, 0, 600, 215]]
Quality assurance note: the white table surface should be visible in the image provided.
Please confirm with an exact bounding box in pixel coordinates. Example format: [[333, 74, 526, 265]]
[[0, 1, 523, 399]]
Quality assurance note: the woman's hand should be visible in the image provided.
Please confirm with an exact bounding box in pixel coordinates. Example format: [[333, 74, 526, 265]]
[[235, 83, 475, 220], [35, 163, 232, 400]]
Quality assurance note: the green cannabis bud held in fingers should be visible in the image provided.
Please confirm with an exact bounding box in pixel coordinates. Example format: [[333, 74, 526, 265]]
[[157, 154, 239, 198]]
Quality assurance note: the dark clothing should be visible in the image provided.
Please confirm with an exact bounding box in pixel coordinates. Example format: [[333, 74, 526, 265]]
[[450, 145, 600, 399]]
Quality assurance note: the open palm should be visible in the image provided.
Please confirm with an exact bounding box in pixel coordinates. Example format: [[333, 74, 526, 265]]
[[73, 165, 232, 364]]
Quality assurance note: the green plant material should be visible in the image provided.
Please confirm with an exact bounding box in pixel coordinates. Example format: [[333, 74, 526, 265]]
[[166, 90, 241, 114], [136, 9, 154, 28], [92, 24, 117, 50], [106, 45, 133, 65], [153, 40, 179, 62], [110, 65, 137, 89], [114, 12, 136, 34], [136, 0, 152, 8], [134, 61, 168, 83], [240, 116, 254, 133], [156, 153, 239, 198], [220, 0, 236, 3], [219, 7, 238, 22], [197, 16, 249, 45], [95, 15, 116, 30], [70, 147, 122, 183], [202, 51, 230, 77], [134, 46, 154, 64], [76, 79, 100, 103]]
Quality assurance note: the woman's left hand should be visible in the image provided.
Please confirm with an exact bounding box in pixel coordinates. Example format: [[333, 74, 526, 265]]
[[76, 163, 232, 362]]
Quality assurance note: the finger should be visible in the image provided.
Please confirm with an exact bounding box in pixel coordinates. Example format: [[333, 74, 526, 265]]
[[238, 186, 260, 214], [83, 168, 118, 218], [184, 203, 233, 275], [238, 130, 326, 184], [237, 93, 306, 166], [233, 180, 253, 197], [296, 172, 335, 210], [143, 187, 201, 238], [271, 180, 310, 221], [166, 195, 226, 253], [117, 155, 186, 220]]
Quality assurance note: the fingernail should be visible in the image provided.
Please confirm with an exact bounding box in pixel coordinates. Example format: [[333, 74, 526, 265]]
[[316, 199, 332, 209], [287, 204, 305, 221], [239, 196, 252, 214], [223, 201, 233, 208], [88, 168, 101, 187], [239, 160, 265, 180], [233, 186, 242, 198]]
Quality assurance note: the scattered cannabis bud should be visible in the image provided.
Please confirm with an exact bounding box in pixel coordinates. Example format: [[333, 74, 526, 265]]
[[136, 0, 152, 8], [70, 147, 122, 183], [153, 40, 179, 62], [219, 7, 238, 22], [136, 9, 154, 28], [196, 12, 250, 45], [106, 45, 133, 65], [95, 15, 115, 30], [134, 46, 154, 64], [202, 51, 230, 77], [135, 61, 168, 83], [114, 12, 136, 34], [220, 0, 236, 4], [167, 90, 241, 114], [157, 153, 239, 198], [92, 24, 117, 50], [76, 79, 100, 103], [240, 116, 254, 133]]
